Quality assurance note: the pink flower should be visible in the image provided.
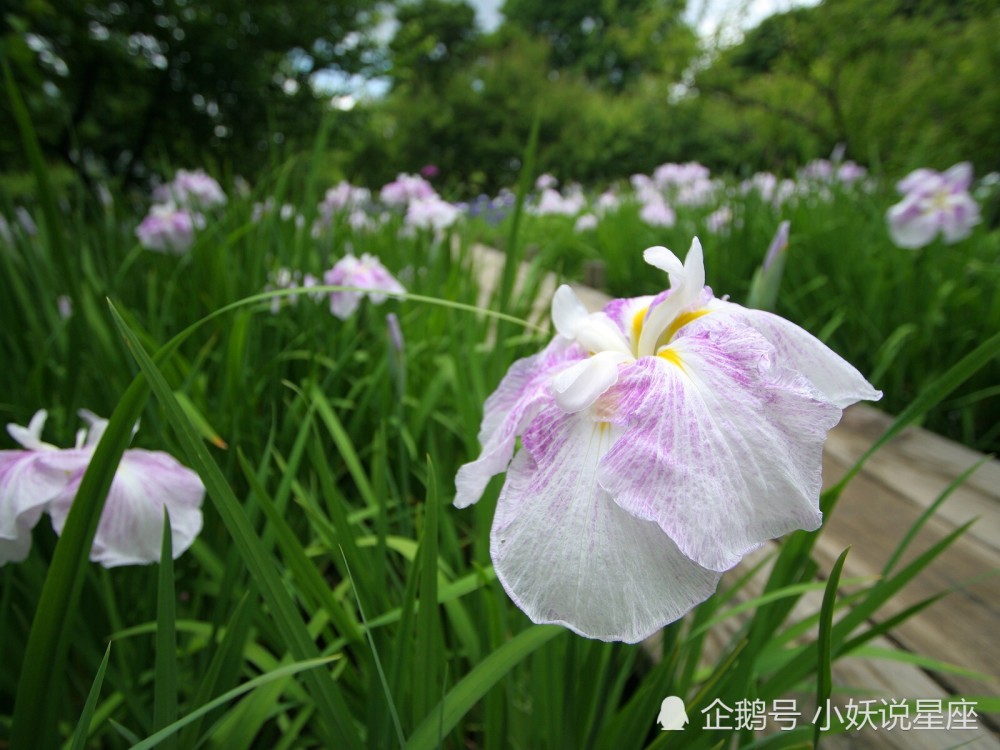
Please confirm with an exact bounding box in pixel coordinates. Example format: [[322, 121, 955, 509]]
[[705, 206, 734, 234], [574, 213, 599, 233], [532, 188, 586, 217], [380, 173, 437, 206], [323, 253, 405, 319], [639, 194, 676, 228], [135, 203, 196, 253], [155, 169, 227, 210], [455, 238, 880, 642], [887, 162, 981, 249], [1, 410, 204, 567], [405, 196, 462, 231]]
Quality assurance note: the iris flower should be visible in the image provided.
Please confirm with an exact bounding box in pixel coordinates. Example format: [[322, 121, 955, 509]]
[[1, 410, 204, 567], [455, 238, 881, 642], [887, 162, 981, 249], [323, 253, 405, 320], [135, 202, 197, 253]]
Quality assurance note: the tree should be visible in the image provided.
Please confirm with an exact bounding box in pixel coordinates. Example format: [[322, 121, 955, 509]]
[[1, 0, 381, 181], [501, 0, 695, 90], [389, 0, 480, 90], [696, 0, 1000, 174]]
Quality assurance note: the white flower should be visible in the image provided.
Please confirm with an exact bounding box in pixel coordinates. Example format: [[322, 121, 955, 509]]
[[1, 410, 204, 567], [455, 238, 881, 642]]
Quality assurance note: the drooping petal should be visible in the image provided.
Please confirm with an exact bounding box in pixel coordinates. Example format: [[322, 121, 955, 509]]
[[711, 301, 882, 408], [551, 350, 629, 413], [47, 449, 204, 567], [455, 337, 580, 508], [491, 404, 721, 642], [887, 200, 938, 249], [598, 324, 841, 573], [0, 450, 84, 565], [939, 193, 981, 243]]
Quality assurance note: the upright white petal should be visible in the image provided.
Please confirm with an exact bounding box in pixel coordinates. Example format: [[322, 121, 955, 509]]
[[638, 239, 706, 356], [552, 285, 590, 338], [643, 246, 684, 281], [491, 405, 721, 642], [6, 410, 58, 451]]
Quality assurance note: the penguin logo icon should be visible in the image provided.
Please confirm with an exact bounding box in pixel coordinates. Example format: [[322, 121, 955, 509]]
[[657, 696, 689, 731]]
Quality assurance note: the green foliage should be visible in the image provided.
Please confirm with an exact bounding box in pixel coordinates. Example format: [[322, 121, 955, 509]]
[[502, 0, 695, 90], [699, 0, 1000, 174], [0, 0, 380, 179]]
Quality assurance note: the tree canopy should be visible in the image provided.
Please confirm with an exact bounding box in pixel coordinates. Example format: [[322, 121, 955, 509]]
[[1, 0, 381, 180]]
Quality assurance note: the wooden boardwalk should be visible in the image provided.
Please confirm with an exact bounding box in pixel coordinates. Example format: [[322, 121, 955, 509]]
[[470, 245, 1000, 748]]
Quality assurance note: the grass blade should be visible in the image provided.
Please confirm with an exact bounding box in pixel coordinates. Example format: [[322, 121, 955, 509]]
[[10, 377, 148, 750], [814, 547, 849, 749], [406, 625, 563, 750], [129, 657, 338, 750], [68, 644, 112, 750], [107, 299, 362, 750], [153, 509, 178, 750]]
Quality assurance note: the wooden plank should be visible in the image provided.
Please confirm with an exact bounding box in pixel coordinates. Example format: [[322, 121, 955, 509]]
[[819, 407, 1000, 716]]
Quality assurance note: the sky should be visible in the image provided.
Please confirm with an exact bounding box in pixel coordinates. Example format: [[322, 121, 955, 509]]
[[318, 0, 822, 105], [465, 0, 822, 40]]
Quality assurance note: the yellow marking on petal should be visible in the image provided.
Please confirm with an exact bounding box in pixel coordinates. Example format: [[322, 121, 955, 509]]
[[662, 308, 709, 343], [658, 348, 684, 369], [631, 306, 649, 344]]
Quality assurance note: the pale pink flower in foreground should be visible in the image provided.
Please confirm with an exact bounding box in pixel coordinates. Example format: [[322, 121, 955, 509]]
[[887, 162, 981, 249], [136, 203, 197, 253], [1, 410, 204, 567], [323, 253, 405, 319], [455, 238, 881, 642]]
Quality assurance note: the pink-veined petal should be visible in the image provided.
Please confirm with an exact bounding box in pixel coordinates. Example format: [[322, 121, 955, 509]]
[[598, 326, 841, 572], [939, 194, 981, 243], [887, 202, 938, 249], [711, 301, 882, 408], [454, 337, 580, 508], [47, 449, 204, 567], [0, 450, 86, 565], [491, 405, 721, 642], [942, 162, 973, 193]]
